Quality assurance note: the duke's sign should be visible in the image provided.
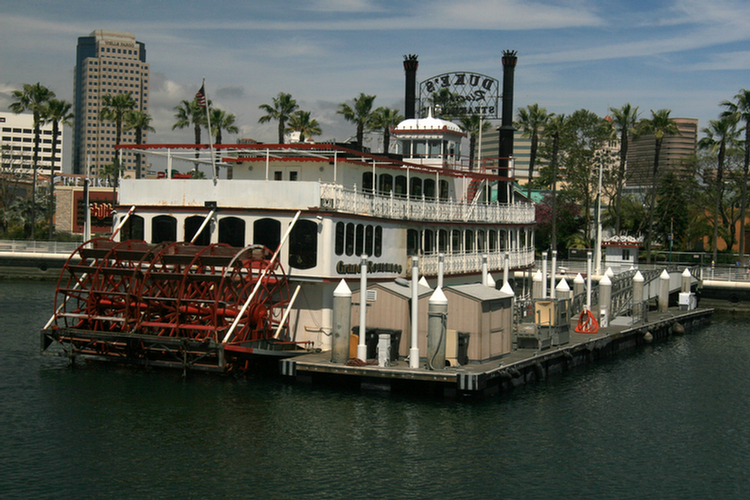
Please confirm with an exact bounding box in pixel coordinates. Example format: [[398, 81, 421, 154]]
[[419, 72, 500, 119]]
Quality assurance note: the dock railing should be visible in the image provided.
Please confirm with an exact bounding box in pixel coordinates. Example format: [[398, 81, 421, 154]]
[[0, 240, 80, 256]]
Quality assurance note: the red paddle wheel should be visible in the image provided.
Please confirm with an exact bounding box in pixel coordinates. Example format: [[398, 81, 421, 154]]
[[43, 239, 304, 372]]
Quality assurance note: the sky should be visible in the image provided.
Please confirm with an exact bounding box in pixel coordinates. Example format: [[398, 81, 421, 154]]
[[2, 0, 750, 172]]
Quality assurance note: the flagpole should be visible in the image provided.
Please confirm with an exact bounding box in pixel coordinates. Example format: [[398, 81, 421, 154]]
[[200, 78, 217, 181]]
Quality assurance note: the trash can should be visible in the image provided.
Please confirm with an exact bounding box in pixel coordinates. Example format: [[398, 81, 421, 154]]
[[351, 326, 378, 359], [457, 332, 470, 365]]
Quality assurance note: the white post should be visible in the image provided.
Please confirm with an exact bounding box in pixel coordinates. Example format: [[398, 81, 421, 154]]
[[541, 251, 548, 299], [331, 280, 352, 363], [550, 250, 557, 299], [409, 256, 420, 369], [586, 251, 592, 311], [167, 148, 172, 179], [482, 254, 489, 286], [438, 253, 445, 289], [594, 154, 603, 276], [357, 255, 369, 361]]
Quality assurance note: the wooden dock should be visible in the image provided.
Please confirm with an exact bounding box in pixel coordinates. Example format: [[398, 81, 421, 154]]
[[280, 306, 713, 397]]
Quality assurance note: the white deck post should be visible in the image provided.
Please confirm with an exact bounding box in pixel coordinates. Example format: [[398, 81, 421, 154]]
[[357, 255, 368, 361], [409, 256, 420, 368]]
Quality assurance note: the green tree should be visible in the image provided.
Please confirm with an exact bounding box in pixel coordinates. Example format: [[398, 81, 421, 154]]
[[515, 104, 551, 199], [173, 98, 207, 170], [100, 92, 136, 201], [338, 93, 377, 150], [209, 108, 239, 145], [258, 92, 298, 144], [43, 98, 73, 240], [542, 114, 567, 251], [721, 89, 750, 262], [608, 103, 639, 234], [458, 114, 492, 170], [124, 110, 154, 179], [9, 82, 55, 239], [557, 110, 611, 244], [370, 107, 404, 154], [698, 115, 740, 262], [285, 110, 322, 142], [636, 109, 681, 263]]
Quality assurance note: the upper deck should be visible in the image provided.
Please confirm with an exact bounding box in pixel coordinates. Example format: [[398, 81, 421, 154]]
[[118, 143, 535, 226]]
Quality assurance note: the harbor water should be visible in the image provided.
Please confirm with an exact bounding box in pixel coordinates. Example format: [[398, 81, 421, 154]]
[[2, 281, 749, 499]]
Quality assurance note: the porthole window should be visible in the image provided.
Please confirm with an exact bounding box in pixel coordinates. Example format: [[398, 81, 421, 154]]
[[254, 218, 281, 252], [335, 222, 345, 256], [152, 215, 176, 244], [185, 215, 211, 245], [218, 217, 245, 247], [345, 223, 354, 256], [289, 220, 317, 270], [374, 226, 383, 257]]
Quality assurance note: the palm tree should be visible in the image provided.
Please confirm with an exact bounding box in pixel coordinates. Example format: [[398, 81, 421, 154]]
[[43, 98, 73, 240], [698, 115, 740, 264], [515, 104, 551, 199], [338, 93, 377, 150], [637, 109, 680, 263], [209, 108, 239, 145], [285, 110, 322, 142], [173, 98, 207, 169], [9, 82, 55, 239], [370, 107, 404, 154], [608, 103, 639, 234], [458, 114, 492, 170], [721, 89, 750, 263], [124, 110, 155, 179], [427, 89, 465, 119], [258, 92, 298, 144], [544, 114, 567, 251], [100, 93, 136, 200]]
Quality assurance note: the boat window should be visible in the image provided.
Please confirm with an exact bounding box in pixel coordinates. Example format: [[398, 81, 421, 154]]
[[395, 176, 407, 197], [120, 214, 144, 242], [415, 141, 426, 157], [289, 171, 298, 181], [438, 229, 448, 253], [424, 229, 435, 254], [451, 229, 461, 253], [424, 179, 436, 199], [428, 140, 441, 157], [374, 226, 382, 257], [465, 230, 474, 253], [410, 177, 422, 198], [355, 224, 364, 256], [378, 174, 393, 195], [345, 223, 354, 256], [407, 229, 420, 256], [520, 230, 526, 248], [185, 216, 211, 246], [151, 215, 177, 244], [254, 218, 281, 252], [365, 225, 374, 256], [335, 222, 345, 256], [289, 219, 317, 270], [477, 230, 486, 252], [400, 140, 411, 157], [439, 180, 450, 201], [362, 172, 374, 193], [218, 217, 245, 248], [499, 230, 506, 251], [489, 230, 497, 252], [274, 171, 282, 181]]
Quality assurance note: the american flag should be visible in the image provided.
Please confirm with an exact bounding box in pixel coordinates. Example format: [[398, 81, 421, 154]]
[[195, 84, 206, 107]]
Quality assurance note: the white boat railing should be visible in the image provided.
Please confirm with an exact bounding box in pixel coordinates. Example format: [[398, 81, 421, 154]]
[[418, 248, 535, 276], [320, 182, 535, 224]]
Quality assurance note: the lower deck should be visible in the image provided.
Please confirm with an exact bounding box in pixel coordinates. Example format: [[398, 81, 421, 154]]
[[279, 307, 714, 397]]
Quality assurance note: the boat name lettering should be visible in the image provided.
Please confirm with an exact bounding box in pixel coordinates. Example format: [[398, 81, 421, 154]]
[[336, 261, 403, 275]]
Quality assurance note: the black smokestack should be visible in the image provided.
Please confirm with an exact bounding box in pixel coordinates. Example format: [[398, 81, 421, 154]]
[[403, 54, 419, 120], [499, 50, 517, 170]]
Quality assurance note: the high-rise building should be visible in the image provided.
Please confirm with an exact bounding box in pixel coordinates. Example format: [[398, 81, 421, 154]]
[[73, 30, 150, 177], [625, 117, 698, 189], [1, 111, 64, 176]]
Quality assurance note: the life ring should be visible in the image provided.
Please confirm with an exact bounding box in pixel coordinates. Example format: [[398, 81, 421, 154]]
[[575, 308, 599, 333]]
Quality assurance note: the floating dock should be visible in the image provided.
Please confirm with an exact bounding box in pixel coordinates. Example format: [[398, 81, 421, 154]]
[[280, 306, 713, 397]]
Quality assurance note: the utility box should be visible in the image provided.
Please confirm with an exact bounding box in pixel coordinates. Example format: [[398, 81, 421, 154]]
[[679, 292, 697, 311], [532, 298, 570, 347]]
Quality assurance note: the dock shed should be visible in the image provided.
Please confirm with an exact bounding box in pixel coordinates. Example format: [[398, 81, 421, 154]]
[[444, 284, 514, 363], [351, 281, 433, 358]]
